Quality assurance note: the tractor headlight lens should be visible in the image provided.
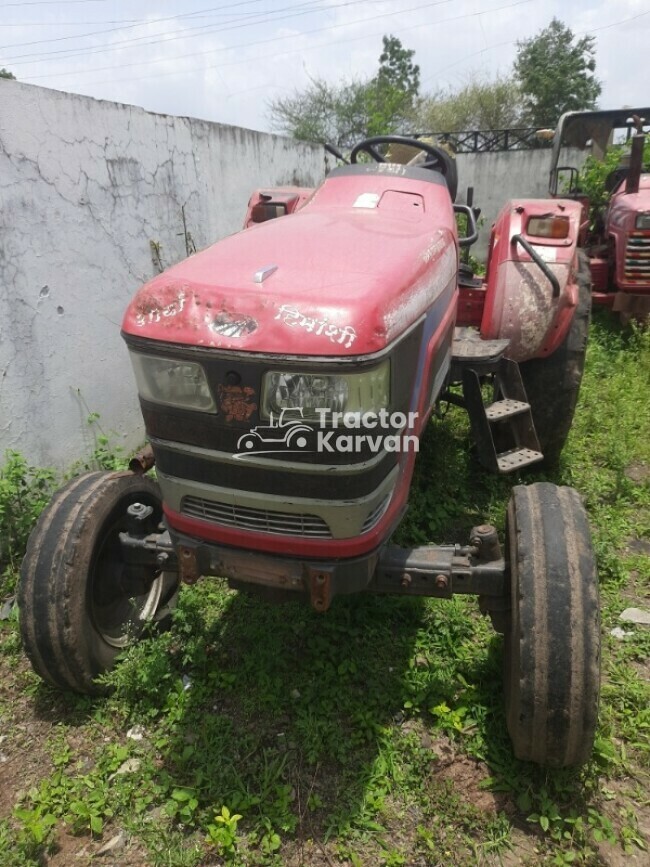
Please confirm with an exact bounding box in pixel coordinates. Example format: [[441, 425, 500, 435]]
[[130, 353, 216, 412], [261, 361, 390, 420], [636, 214, 650, 229], [526, 214, 570, 239]]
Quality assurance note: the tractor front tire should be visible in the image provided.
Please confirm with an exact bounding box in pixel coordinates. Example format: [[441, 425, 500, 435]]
[[504, 483, 600, 767], [519, 250, 591, 466], [18, 471, 179, 695]]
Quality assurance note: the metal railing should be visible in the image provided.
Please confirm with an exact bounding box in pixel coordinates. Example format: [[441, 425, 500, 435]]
[[413, 128, 552, 154]]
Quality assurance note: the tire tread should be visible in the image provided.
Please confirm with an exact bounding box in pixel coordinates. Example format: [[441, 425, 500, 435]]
[[505, 482, 600, 767]]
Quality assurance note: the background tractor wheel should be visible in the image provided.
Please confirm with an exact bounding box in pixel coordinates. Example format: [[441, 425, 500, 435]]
[[519, 250, 591, 466], [18, 471, 179, 695], [504, 483, 600, 767]]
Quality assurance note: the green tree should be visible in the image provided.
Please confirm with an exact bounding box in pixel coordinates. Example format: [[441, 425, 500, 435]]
[[367, 33, 420, 136], [415, 74, 524, 132], [268, 35, 418, 147], [514, 18, 601, 127], [268, 76, 374, 148], [376, 34, 420, 100], [0, 68, 15, 80]]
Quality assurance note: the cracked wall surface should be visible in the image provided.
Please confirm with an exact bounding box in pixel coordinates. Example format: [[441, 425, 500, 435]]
[[0, 81, 328, 469]]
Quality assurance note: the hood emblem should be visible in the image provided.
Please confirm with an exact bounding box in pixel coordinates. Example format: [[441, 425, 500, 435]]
[[210, 312, 257, 338], [253, 264, 278, 283]]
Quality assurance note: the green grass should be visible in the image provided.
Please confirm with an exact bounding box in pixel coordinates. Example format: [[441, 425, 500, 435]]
[[0, 313, 648, 866]]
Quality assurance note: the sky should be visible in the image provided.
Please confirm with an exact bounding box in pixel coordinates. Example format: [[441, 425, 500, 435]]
[[0, 0, 648, 134]]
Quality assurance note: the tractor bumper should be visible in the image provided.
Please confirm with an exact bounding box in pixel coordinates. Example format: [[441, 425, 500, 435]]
[[612, 290, 650, 320], [119, 522, 507, 614]]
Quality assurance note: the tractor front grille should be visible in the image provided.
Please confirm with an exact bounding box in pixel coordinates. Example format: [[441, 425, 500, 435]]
[[181, 496, 333, 538], [180, 492, 391, 539], [625, 232, 650, 282], [361, 495, 390, 533]]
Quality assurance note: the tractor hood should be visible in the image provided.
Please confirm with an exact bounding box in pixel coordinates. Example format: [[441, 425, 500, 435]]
[[610, 174, 650, 227], [122, 168, 458, 357]]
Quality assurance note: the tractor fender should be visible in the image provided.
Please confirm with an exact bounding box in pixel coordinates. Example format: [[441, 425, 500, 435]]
[[480, 199, 584, 362]]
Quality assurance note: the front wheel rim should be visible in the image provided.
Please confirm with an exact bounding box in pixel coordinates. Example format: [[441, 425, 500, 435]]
[[90, 500, 169, 648]]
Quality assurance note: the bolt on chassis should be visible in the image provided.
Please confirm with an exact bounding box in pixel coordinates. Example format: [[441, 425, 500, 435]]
[[20, 137, 599, 767]]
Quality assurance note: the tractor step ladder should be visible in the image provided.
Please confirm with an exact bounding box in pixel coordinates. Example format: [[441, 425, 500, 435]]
[[451, 328, 544, 474]]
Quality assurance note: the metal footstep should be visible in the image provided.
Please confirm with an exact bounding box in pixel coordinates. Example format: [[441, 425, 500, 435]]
[[460, 355, 544, 475], [447, 328, 544, 474], [497, 447, 544, 473], [485, 399, 530, 421], [451, 327, 510, 374]]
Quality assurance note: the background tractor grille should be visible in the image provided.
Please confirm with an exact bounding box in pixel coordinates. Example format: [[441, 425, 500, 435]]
[[181, 496, 332, 538], [625, 233, 650, 282]]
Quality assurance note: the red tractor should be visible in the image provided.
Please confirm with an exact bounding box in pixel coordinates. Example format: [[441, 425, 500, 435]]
[[550, 108, 650, 321], [19, 136, 599, 768]]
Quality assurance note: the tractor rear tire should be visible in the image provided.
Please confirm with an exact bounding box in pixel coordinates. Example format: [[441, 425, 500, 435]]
[[18, 471, 179, 695], [519, 250, 591, 466], [504, 483, 600, 767]]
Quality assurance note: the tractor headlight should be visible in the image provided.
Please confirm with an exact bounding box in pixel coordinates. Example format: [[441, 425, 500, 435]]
[[261, 361, 390, 420], [526, 214, 570, 239], [636, 213, 650, 229], [130, 353, 216, 412]]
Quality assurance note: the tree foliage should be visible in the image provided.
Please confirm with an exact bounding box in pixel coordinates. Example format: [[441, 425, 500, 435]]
[[268, 35, 419, 147], [514, 18, 601, 127], [0, 68, 15, 80], [376, 34, 420, 100], [415, 74, 524, 132], [577, 139, 650, 225], [269, 18, 603, 145], [268, 77, 373, 148]]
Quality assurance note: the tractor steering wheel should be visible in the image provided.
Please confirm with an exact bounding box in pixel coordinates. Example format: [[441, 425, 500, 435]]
[[349, 135, 458, 201]]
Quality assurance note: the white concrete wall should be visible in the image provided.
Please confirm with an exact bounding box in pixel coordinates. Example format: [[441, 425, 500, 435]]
[[455, 147, 586, 258], [0, 81, 328, 469]]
